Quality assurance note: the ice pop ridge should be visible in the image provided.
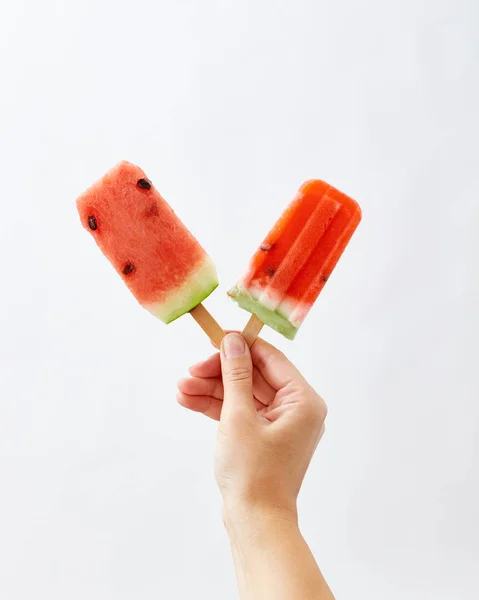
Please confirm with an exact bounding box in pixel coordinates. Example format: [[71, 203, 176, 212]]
[[77, 161, 218, 323], [228, 180, 361, 339]]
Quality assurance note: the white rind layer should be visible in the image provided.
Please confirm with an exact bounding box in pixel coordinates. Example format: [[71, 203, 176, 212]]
[[239, 283, 307, 328], [229, 282, 311, 339]]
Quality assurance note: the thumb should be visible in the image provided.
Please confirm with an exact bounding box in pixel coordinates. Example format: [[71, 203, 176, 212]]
[[220, 333, 255, 421]]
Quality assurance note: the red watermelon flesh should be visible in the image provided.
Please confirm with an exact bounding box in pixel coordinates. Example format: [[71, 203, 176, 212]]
[[76, 161, 218, 323]]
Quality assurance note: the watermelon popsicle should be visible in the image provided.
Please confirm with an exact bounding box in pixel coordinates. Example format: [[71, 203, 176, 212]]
[[228, 180, 361, 343], [76, 161, 224, 347]]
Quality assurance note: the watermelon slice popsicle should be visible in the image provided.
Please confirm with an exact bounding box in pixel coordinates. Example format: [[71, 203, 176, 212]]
[[228, 180, 362, 344], [76, 161, 224, 347]]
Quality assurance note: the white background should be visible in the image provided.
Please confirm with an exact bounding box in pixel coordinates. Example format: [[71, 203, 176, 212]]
[[1, 1, 478, 598]]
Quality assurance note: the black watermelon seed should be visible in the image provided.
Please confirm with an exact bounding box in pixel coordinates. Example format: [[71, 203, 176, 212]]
[[137, 178, 152, 190], [122, 263, 135, 275], [266, 266, 276, 277], [88, 216, 98, 230], [321, 275, 329, 283], [261, 243, 275, 251]]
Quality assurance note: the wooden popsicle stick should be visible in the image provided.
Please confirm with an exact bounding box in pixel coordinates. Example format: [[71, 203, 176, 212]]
[[242, 313, 264, 348], [189, 303, 225, 349]]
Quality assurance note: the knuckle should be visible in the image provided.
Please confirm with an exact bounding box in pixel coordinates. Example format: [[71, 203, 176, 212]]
[[226, 365, 251, 383], [254, 349, 285, 372], [320, 398, 328, 419], [305, 393, 327, 423]]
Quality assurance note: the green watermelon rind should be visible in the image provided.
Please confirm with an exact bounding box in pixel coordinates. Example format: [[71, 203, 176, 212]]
[[228, 285, 298, 340], [145, 257, 219, 324]]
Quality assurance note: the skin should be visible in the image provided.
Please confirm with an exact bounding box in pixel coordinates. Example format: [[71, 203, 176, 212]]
[[177, 332, 334, 600]]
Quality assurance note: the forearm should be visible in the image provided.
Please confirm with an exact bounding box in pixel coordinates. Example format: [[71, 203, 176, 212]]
[[226, 508, 335, 600]]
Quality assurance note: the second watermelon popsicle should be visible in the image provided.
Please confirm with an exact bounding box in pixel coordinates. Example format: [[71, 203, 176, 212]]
[[228, 180, 362, 342]]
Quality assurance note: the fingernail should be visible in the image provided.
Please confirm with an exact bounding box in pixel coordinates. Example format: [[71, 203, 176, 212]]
[[222, 333, 246, 358]]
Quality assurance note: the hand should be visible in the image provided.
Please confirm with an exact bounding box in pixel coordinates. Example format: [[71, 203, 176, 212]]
[[177, 333, 327, 523]]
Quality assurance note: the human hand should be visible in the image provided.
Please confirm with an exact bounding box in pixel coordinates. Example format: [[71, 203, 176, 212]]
[[177, 333, 327, 524]]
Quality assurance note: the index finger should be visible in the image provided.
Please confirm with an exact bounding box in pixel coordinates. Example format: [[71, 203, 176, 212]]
[[189, 352, 221, 378]]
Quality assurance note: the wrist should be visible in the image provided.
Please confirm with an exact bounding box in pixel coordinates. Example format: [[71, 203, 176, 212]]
[[223, 501, 298, 541]]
